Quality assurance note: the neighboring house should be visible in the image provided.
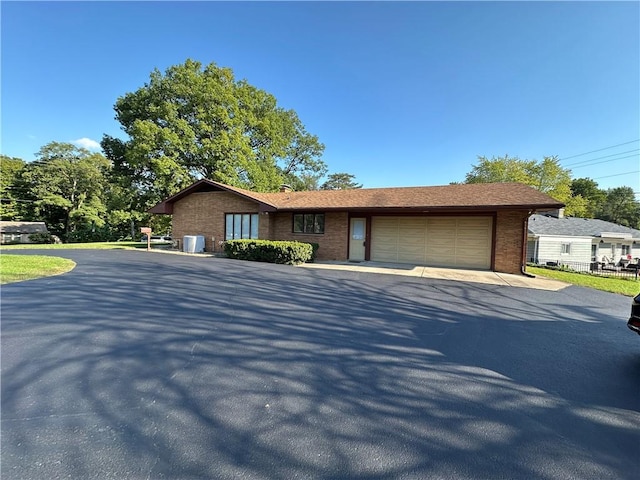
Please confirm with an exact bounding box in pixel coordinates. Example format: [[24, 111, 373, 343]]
[[149, 180, 564, 275], [0, 221, 49, 244], [527, 210, 640, 265]]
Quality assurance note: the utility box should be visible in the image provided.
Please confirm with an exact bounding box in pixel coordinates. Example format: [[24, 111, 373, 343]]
[[183, 235, 205, 253]]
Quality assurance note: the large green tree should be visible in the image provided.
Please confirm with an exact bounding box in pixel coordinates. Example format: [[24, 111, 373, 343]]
[[19, 142, 111, 240], [570, 177, 607, 218], [102, 59, 327, 207], [0, 155, 27, 220], [464, 155, 586, 216], [598, 186, 640, 228]]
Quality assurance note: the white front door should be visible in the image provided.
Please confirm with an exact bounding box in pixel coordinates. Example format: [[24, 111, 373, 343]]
[[349, 218, 366, 261]]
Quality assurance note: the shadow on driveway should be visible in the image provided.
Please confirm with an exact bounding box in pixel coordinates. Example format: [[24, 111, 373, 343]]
[[1, 250, 639, 479]]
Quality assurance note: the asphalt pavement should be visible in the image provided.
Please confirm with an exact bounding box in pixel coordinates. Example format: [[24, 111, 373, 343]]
[[1, 249, 639, 479]]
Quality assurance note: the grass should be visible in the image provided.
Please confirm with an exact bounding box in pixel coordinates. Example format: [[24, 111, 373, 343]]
[[527, 266, 640, 297], [1, 254, 76, 284]]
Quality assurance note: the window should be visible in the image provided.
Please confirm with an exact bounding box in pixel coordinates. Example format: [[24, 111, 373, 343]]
[[621, 245, 631, 256], [561, 243, 571, 254], [225, 213, 259, 240], [293, 213, 325, 234]]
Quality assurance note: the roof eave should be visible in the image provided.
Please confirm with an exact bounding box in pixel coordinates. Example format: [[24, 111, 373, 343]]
[[273, 203, 564, 213]]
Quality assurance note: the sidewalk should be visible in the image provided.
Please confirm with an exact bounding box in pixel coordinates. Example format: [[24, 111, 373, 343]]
[[297, 261, 569, 291]]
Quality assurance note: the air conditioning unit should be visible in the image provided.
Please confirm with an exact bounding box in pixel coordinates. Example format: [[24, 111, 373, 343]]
[[183, 235, 205, 253]]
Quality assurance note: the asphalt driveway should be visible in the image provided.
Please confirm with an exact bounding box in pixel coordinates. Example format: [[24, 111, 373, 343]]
[[1, 250, 639, 479]]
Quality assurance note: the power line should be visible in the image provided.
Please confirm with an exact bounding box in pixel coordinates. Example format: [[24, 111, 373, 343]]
[[563, 148, 640, 167], [559, 139, 640, 162], [569, 153, 640, 169], [590, 170, 640, 180]]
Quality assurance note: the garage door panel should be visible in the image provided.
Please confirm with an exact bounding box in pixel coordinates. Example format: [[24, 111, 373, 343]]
[[398, 246, 426, 262], [425, 244, 456, 263], [457, 218, 490, 227], [374, 218, 399, 228], [372, 216, 492, 269], [457, 236, 490, 248], [454, 256, 489, 268]]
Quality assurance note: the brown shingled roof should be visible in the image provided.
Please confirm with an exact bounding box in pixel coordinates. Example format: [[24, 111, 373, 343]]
[[149, 179, 564, 214], [256, 182, 564, 211]]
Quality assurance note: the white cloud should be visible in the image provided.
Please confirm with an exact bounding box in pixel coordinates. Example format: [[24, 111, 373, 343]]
[[73, 137, 101, 151]]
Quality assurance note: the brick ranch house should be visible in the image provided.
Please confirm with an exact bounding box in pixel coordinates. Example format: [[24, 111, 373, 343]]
[[149, 180, 564, 275]]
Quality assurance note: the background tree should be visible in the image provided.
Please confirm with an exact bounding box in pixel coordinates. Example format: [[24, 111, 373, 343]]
[[320, 173, 363, 190], [597, 187, 640, 228], [570, 177, 606, 218], [19, 142, 111, 241], [102, 59, 329, 209], [0, 155, 27, 220], [463, 155, 586, 216]]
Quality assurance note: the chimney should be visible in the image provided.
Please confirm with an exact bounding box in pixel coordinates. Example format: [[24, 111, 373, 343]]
[[548, 208, 565, 219], [279, 184, 292, 193]]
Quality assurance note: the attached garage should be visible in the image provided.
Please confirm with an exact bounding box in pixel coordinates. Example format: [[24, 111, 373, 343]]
[[371, 216, 493, 269]]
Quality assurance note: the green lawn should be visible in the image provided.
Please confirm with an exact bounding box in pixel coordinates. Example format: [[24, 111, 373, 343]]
[[1, 254, 76, 284], [527, 266, 640, 297]]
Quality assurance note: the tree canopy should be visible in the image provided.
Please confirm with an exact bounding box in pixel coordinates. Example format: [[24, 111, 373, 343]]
[[17, 142, 111, 240], [102, 59, 328, 205], [320, 173, 363, 190], [571, 177, 607, 218], [462, 155, 640, 225], [464, 155, 586, 216], [0, 155, 26, 220], [598, 186, 640, 227]]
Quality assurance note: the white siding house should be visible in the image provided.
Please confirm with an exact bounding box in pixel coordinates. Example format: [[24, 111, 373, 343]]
[[0, 221, 49, 244], [527, 235, 592, 264], [527, 213, 640, 267]]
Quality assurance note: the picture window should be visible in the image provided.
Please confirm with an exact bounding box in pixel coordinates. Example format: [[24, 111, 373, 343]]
[[225, 213, 259, 240]]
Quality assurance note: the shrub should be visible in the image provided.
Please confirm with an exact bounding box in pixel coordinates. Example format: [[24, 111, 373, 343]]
[[224, 239, 314, 265], [309, 242, 320, 262], [28, 232, 56, 244]]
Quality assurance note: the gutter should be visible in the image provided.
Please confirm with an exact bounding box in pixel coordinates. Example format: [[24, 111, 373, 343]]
[[521, 212, 535, 278]]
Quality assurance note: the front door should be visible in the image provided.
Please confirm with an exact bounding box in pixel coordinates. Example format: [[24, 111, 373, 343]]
[[349, 217, 366, 261]]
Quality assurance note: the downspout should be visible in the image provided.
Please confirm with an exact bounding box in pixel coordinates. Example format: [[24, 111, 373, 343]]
[[521, 211, 535, 278]]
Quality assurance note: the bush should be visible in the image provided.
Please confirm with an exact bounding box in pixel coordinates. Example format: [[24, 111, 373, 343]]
[[309, 242, 320, 262], [224, 239, 314, 265], [28, 232, 56, 244]]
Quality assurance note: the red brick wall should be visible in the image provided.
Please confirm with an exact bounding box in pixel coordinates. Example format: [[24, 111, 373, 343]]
[[172, 191, 263, 252], [494, 210, 528, 274], [271, 212, 349, 261], [171, 191, 348, 260]]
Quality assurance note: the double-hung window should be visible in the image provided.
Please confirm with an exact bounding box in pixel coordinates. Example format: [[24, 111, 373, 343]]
[[225, 213, 259, 240], [293, 213, 325, 234], [561, 243, 571, 255]]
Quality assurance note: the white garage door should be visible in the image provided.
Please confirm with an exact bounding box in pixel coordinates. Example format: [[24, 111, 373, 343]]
[[371, 216, 493, 269]]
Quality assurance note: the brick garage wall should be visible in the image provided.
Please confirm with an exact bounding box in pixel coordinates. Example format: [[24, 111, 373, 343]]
[[271, 211, 349, 261], [494, 210, 529, 274], [172, 191, 262, 252]]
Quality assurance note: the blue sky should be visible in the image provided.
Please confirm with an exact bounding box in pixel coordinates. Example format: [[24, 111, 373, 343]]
[[2, 1, 639, 193]]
